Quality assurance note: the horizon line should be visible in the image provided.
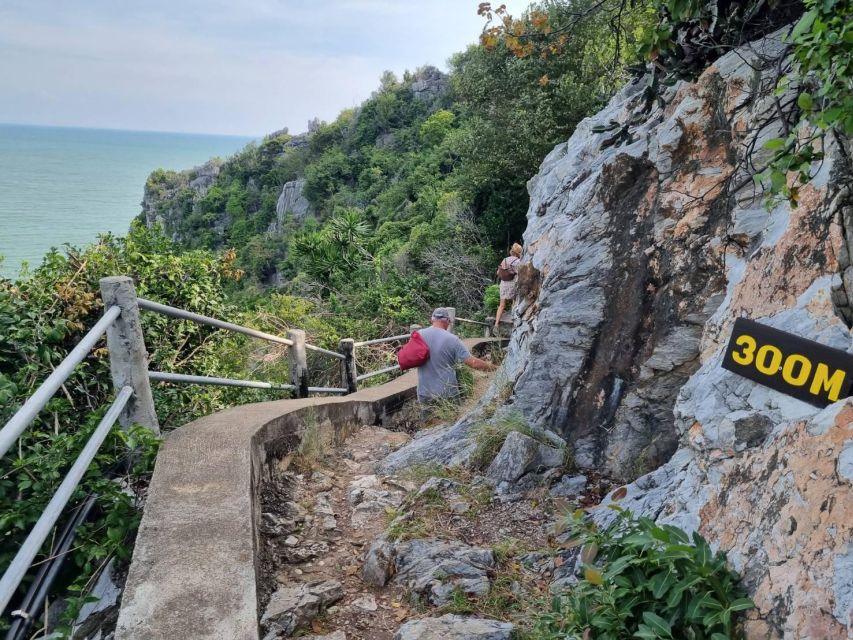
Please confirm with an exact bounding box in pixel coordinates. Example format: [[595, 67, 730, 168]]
[[0, 120, 261, 140]]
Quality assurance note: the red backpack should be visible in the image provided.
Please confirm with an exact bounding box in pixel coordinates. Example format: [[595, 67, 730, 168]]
[[397, 331, 430, 370]]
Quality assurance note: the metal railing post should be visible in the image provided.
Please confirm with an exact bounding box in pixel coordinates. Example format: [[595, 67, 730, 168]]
[[447, 307, 456, 334], [288, 329, 309, 398], [99, 277, 160, 435], [339, 338, 358, 394]]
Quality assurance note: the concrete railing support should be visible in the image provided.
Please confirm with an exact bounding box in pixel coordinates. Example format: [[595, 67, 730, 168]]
[[99, 277, 160, 435], [288, 329, 309, 398], [339, 338, 358, 394]]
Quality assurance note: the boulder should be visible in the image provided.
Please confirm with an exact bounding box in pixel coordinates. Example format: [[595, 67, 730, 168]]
[[549, 474, 588, 498], [486, 431, 564, 483], [394, 615, 513, 640], [261, 580, 343, 636], [363, 537, 494, 606]]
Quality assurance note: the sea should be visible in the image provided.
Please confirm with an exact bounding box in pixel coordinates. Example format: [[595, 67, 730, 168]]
[[0, 123, 254, 279]]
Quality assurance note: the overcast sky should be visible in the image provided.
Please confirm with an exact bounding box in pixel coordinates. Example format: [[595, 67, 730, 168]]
[[0, 0, 531, 137]]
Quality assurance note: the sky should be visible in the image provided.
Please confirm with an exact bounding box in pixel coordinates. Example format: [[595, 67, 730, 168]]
[[0, 0, 532, 137]]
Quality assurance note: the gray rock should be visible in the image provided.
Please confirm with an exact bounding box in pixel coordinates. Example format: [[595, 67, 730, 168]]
[[378, 420, 477, 474], [394, 615, 513, 640], [350, 594, 378, 612], [303, 633, 346, 640], [261, 580, 343, 636], [409, 66, 449, 103], [362, 536, 395, 586], [416, 476, 459, 497], [486, 431, 564, 483], [393, 539, 494, 605], [364, 537, 495, 605], [269, 179, 312, 233], [549, 474, 588, 498]]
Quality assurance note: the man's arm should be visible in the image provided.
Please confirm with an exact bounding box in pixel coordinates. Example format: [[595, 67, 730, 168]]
[[464, 355, 497, 371]]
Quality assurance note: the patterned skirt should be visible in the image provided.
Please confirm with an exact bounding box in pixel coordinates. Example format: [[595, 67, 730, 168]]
[[499, 278, 518, 300]]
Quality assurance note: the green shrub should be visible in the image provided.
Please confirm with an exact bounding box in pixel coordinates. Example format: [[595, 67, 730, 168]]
[[530, 505, 754, 640], [484, 284, 501, 313]]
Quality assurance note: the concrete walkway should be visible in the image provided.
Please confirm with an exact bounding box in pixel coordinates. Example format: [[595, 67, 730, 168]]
[[115, 338, 496, 640]]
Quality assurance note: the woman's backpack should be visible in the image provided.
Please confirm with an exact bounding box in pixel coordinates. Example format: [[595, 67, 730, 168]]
[[397, 331, 430, 370], [496, 258, 517, 282]]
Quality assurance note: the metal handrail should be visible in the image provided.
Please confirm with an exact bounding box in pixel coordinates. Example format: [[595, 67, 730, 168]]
[[456, 317, 491, 327], [149, 371, 296, 391], [0, 305, 121, 460], [356, 364, 401, 382], [0, 386, 133, 614], [304, 343, 345, 360], [353, 333, 410, 348], [137, 298, 294, 346]]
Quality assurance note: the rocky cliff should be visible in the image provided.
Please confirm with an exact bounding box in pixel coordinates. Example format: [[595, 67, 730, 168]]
[[504, 30, 852, 637], [385, 28, 851, 638]]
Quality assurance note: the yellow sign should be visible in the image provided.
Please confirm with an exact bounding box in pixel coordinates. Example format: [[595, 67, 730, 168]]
[[722, 318, 851, 407]]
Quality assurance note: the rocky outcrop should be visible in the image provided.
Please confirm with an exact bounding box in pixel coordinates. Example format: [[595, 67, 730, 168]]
[[261, 580, 343, 637], [141, 159, 223, 241], [480, 28, 851, 639], [485, 431, 563, 483], [409, 66, 448, 103], [268, 179, 312, 234]]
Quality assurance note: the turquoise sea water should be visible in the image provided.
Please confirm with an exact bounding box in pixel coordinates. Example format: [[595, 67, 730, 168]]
[[0, 124, 253, 278]]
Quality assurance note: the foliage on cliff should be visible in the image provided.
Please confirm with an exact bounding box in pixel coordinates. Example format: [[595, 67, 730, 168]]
[[141, 0, 649, 323]]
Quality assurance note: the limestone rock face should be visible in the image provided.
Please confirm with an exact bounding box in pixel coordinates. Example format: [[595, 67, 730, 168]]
[[268, 179, 312, 233], [409, 66, 449, 103], [362, 537, 494, 606], [141, 159, 223, 242], [261, 580, 343, 636], [482, 28, 851, 638]]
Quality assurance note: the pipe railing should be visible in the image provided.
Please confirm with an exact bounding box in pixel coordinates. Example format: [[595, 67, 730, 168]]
[[0, 275, 460, 620], [0, 386, 133, 615], [0, 305, 121, 460]]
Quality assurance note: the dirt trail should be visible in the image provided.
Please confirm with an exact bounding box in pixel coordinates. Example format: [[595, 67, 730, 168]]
[[256, 368, 610, 639]]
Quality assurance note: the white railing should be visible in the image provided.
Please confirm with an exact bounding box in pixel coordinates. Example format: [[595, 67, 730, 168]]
[[0, 275, 459, 620]]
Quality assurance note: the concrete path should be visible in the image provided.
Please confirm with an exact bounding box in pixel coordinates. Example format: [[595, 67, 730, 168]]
[[115, 338, 496, 640]]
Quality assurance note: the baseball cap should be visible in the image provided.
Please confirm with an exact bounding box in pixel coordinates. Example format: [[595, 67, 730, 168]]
[[431, 307, 451, 321]]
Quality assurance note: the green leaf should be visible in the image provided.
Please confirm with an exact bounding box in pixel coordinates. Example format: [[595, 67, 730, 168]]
[[633, 624, 659, 640], [642, 611, 672, 637], [728, 597, 756, 612], [798, 92, 814, 111], [762, 138, 786, 151], [686, 592, 714, 620], [791, 9, 818, 40], [650, 567, 677, 599]]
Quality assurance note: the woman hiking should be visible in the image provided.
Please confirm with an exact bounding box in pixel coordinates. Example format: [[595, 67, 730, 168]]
[[494, 242, 522, 331]]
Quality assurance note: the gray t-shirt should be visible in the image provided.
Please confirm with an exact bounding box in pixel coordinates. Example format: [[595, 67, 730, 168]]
[[416, 326, 471, 401]]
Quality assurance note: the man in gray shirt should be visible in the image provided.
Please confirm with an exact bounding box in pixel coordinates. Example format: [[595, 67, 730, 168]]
[[417, 308, 495, 402]]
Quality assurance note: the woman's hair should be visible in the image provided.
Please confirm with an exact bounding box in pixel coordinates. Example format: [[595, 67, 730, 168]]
[[510, 242, 523, 257]]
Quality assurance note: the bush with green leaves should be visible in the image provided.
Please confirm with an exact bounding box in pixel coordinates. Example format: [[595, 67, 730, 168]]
[[530, 505, 754, 640], [0, 224, 271, 632]]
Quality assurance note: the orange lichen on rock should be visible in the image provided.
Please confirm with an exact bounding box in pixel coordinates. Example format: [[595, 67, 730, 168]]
[[698, 403, 852, 639]]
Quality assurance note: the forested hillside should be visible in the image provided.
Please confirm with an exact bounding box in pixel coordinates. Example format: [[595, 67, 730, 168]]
[[140, 0, 643, 323]]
